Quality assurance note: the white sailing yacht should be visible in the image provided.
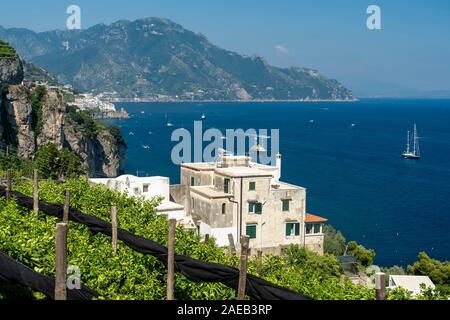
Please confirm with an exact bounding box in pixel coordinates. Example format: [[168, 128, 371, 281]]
[[402, 123, 420, 160]]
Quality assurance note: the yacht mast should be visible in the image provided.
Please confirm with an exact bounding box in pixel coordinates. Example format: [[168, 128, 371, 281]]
[[413, 123, 420, 156], [406, 130, 410, 154]]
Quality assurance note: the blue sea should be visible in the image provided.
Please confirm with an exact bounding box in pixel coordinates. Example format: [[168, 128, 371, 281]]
[[105, 99, 450, 267]]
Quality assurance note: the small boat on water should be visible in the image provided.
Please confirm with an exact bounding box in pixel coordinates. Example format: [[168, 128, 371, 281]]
[[166, 120, 174, 127], [129, 132, 135, 136], [402, 123, 420, 160], [142, 145, 150, 150], [201, 113, 206, 120]]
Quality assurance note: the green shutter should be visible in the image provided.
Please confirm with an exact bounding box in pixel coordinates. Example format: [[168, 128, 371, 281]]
[[255, 202, 262, 214], [282, 200, 290, 211], [246, 225, 256, 239], [285, 223, 293, 236], [295, 223, 300, 236], [249, 182, 256, 191], [224, 179, 230, 193]]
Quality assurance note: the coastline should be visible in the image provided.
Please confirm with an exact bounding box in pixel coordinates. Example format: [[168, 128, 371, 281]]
[[112, 98, 359, 104]]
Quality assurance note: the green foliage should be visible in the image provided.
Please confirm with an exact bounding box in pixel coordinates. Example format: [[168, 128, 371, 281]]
[[67, 106, 105, 138], [35, 144, 86, 179], [323, 224, 346, 256], [387, 287, 411, 300], [407, 252, 450, 295], [283, 245, 342, 277], [31, 85, 46, 136], [0, 40, 16, 57], [0, 178, 378, 300], [108, 124, 126, 146], [0, 152, 34, 177], [346, 241, 375, 267]]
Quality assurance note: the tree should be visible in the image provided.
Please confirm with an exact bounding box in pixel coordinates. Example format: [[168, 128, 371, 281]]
[[323, 224, 346, 256], [35, 144, 85, 179], [283, 244, 342, 278], [407, 252, 450, 294], [59, 148, 85, 178], [347, 241, 375, 267], [31, 86, 46, 136], [35, 144, 60, 179]]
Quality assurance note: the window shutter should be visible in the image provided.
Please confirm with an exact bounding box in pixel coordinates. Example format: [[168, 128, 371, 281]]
[[285, 223, 292, 236], [295, 223, 300, 236], [255, 202, 262, 214], [246, 225, 256, 239], [224, 179, 230, 193], [282, 200, 290, 212]]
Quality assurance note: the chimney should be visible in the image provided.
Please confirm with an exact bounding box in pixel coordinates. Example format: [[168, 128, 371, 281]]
[[275, 153, 282, 181]]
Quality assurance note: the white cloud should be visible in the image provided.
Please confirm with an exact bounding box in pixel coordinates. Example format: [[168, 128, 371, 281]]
[[275, 45, 291, 55]]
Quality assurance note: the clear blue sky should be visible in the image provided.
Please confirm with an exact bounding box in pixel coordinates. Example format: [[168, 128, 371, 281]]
[[1, 0, 450, 93]]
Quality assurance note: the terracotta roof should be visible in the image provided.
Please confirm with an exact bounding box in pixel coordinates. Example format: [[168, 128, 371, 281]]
[[305, 213, 328, 223]]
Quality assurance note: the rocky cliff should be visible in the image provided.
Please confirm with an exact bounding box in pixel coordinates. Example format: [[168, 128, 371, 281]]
[[0, 47, 126, 177]]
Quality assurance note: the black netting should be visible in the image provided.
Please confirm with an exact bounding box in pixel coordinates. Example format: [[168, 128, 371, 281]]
[[0, 251, 99, 300], [0, 187, 311, 300]]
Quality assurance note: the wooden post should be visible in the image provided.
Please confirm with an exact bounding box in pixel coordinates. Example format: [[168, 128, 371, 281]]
[[375, 272, 386, 300], [167, 219, 176, 300], [63, 190, 70, 223], [6, 169, 12, 202], [237, 235, 249, 300], [111, 206, 118, 255], [228, 233, 236, 254], [33, 169, 39, 217], [55, 223, 68, 300], [204, 234, 210, 244]]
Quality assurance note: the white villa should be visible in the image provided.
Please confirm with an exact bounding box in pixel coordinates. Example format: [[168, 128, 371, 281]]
[[388, 275, 435, 297], [89, 175, 195, 229], [170, 153, 328, 255]]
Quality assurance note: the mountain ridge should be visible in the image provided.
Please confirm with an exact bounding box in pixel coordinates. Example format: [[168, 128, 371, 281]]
[[0, 17, 355, 101]]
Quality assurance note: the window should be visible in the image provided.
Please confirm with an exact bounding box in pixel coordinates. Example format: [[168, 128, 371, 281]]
[[282, 199, 290, 212], [249, 181, 256, 191], [248, 202, 262, 214], [221, 203, 226, 215], [246, 224, 257, 239], [191, 197, 195, 210], [224, 178, 230, 193], [314, 223, 321, 234], [306, 223, 322, 234], [143, 184, 149, 193], [285, 222, 300, 237], [190, 177, 195, 186]]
